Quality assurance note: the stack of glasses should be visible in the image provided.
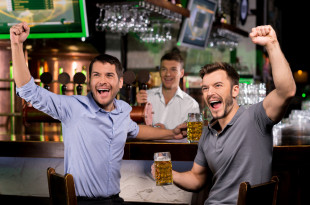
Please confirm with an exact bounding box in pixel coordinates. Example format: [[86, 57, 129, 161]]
[[237, 83, 266, 107]]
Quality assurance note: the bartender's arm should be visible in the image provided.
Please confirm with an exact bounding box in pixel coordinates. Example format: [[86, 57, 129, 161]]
[[10, 22, 32, 88], [136, 123, 186, 140], [136, 90, 148, 104]]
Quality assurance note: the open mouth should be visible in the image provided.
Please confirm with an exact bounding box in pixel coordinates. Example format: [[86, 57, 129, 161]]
[[164, 78, 173, 82], [97, 88, 110, 95], [210, 100, 222, 109]]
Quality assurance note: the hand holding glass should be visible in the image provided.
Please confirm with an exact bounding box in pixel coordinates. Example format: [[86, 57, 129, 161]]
[[154, 152, 173, 186]]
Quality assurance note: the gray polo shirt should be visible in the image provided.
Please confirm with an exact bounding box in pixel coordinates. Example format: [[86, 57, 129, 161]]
[[195, 102, 275, 205]]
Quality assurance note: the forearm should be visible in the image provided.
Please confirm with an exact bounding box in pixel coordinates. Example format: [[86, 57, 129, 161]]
[[173, 170, 205, 192], [136, 125, 175, 140], [266, 41, 296, 98], [11, 42, 32, 88]]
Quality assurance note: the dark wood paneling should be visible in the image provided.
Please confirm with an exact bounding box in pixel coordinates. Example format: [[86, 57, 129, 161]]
[[127, 142, 198, 161], [2, 139, 310, 204], [0, 140, 198, 161], [272, 146, 310, 205], [0, 141, 64, 158]]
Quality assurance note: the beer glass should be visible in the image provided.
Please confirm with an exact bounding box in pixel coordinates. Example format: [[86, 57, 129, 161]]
[[187, 113, 203, 143], [154, 152, 173, 186]]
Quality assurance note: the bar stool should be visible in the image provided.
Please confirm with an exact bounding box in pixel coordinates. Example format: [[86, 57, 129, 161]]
[[237, 176, 279, 205], [47, 167, 77, 205]]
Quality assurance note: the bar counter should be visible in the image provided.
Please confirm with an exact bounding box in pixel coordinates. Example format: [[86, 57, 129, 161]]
[[1, 134, 310, 164], [0, 135, 199, 160], [1, 134, 310, 205]]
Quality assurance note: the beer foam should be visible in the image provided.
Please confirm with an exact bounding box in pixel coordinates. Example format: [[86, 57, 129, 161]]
[[155, 156, 169, 161]]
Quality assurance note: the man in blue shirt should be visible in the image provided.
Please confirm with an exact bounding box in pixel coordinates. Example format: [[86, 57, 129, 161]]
[[10, 22, 187, 205]]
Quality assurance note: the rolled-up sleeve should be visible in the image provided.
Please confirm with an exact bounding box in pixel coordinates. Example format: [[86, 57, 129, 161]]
[[127, 119, 139, 139], [16, 78, 37, 102], [16, 77, 68, 121]]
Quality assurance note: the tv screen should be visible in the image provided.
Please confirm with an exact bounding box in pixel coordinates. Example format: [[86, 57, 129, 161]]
[[0, 0, 88, 39], [178, 0, 217, 49]]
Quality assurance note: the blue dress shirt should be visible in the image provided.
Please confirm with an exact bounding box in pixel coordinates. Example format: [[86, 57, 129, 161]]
[[16, 78, 139, 197]]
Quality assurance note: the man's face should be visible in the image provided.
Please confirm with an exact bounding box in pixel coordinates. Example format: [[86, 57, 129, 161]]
[[201, 70, 239, 120], [90, 62, 123, 111], [160, 60, 184, 90]]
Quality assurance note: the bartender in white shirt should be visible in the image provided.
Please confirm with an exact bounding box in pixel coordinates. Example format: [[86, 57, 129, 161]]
[[136, 51, 200, 130]]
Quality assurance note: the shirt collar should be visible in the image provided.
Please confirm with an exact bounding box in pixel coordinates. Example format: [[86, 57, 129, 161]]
[[87, 92, 122, 114], [156, 84, 184, 99], [227, 106, 245, 126], [208, 106, 245, 129]]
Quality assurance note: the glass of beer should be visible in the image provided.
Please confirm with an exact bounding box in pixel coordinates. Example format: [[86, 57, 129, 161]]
[[187, 113, 203, 143], [154, 152, 173, 186]]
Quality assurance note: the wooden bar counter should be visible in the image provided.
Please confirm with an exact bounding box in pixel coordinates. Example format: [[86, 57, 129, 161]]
[[0, 134, 309, 205]]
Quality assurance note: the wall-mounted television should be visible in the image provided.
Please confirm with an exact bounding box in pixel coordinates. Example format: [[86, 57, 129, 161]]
[[178, 0, 217, 49], [0, 0, 89, 39]]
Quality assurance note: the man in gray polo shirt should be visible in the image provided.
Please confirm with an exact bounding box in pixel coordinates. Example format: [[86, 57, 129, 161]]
[[170, 25, 296, 204]]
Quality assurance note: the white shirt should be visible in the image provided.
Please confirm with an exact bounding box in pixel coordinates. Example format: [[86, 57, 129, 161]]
[[147, 85, 200, 129]]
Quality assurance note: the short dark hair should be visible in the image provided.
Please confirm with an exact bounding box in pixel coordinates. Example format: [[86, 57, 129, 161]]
[[89, 54, 123, 79], [160, 52, 184, 68], [199, 62, 240, 86]]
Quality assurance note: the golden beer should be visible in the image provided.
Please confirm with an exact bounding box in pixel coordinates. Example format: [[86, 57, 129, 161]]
[[187, 113, 203, 143], [187, 121, 203, 142], [154, 152, 172, 186]]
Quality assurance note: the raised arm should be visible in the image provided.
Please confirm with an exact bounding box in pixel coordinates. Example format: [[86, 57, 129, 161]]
[[250, 25, 296, 123], [10, 22, 32, 88]]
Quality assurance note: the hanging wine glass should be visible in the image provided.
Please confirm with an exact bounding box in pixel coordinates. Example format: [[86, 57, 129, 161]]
[[164, 23, 172, 41], [141, 10, 150, 32], [114, 5, 124, 33], [121, 5, 135, 34], [107, 5, 118, 32], [95, 8, 104, 32]]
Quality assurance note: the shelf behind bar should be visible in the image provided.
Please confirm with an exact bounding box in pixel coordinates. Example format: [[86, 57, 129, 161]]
[[213, 22, 249, 37], [96, 0, 190, 18], [145, 0, 190, 17]]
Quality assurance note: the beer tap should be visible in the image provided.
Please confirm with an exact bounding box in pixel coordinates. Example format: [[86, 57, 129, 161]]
[[40, 72, 53, 90], [137, 70, 150, 106], [58, 72, 70, 95], [129, 70, 153, 126], [73, 72, 86, 95], [123, 70, 136, 105]]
